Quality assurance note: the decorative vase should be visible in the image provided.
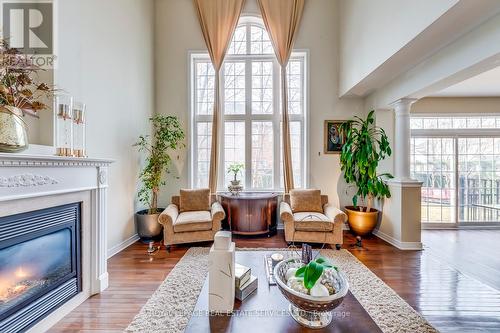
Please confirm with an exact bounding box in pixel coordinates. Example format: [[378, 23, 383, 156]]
[[72, 102, 87, 158], [0, 106, 28, 153], [274, 258, 349, 328], [134, 209, 164, 242], [208, 231, 235, 313], [55, 94, 73, 156], [344, 206, 379, 236]]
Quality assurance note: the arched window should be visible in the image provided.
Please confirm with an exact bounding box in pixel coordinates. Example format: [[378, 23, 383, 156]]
[[191, 17, 307, 191]]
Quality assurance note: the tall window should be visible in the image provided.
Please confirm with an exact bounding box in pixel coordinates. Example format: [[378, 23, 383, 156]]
[[410, 115, 500, 225], [191, 17, 307, 191]]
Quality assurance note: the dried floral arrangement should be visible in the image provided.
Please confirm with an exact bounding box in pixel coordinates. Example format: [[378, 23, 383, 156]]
[[0, 38, 55, 117]]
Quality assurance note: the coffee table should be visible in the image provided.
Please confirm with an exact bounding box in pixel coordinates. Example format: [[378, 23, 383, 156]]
[[185, 251, 381, 332]]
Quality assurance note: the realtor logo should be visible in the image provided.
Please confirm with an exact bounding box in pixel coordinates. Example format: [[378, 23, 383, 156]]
[[2, 1, 53, 54]]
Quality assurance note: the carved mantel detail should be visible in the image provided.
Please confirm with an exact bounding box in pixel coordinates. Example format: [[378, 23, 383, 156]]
[[0, 173, 58, 187]]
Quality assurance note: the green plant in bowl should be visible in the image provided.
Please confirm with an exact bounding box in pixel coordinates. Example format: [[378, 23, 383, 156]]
[[295, 257, 337, 290]]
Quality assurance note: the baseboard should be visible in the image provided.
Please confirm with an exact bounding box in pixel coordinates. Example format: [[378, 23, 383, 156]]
[[372, 229, 422, 250], [107, 233, 140, 258]]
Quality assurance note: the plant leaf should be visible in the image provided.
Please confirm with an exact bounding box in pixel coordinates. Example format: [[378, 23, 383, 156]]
[[295, 266, 306, 278], [304, 262, 324, 289]]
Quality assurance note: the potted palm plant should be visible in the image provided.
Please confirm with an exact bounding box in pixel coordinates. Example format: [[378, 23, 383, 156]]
[[134, 115, 185, 241], [339, 111, 393, 236]]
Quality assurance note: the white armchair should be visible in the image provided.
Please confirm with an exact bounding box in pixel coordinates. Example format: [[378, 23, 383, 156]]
[[158, 190, 225, 251], [280, 190, 347, 250]]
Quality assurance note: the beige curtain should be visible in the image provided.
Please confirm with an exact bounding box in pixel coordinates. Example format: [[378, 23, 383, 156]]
[[194, 0, 245, 193], [258, 0, 305, 193]]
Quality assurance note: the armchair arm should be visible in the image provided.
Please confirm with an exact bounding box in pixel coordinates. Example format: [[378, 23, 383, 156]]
[[158, 204, 178, 228], [323, 203, 347, 224], [211, 201, 225, 222], [280, 201, 294, 224]]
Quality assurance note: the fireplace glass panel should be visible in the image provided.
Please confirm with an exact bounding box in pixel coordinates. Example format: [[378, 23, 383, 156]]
[[0, 229, 72, 318]]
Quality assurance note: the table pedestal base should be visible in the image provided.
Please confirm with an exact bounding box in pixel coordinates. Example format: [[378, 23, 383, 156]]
[[289, 304, 333, 329]]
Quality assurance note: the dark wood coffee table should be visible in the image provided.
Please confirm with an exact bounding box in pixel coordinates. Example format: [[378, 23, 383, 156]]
[[185, 251, 381, 332]]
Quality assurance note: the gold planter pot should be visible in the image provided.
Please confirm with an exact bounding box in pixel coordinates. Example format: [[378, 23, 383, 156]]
[[344, 206, 379, 236], [0, 106, 28, 153]]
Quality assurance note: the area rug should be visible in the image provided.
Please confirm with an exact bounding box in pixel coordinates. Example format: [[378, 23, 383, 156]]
[[125, 248, 438, 333]]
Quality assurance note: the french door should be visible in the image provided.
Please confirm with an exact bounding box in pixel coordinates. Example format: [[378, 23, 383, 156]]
[[411, 134, 500, 226]]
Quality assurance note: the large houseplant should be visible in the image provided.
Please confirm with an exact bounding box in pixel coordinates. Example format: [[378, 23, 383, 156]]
[[0, 38, 54, 152], [134, 115, 185, 241], [339, 110, 393, 236]]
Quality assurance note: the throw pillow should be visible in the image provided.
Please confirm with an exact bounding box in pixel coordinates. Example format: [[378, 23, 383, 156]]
[[179, 188, 211, 212], [290, 189, 323, 213]]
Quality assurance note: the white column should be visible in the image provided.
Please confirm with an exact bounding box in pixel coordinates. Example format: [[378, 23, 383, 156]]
[[391, 98, 417, 181]]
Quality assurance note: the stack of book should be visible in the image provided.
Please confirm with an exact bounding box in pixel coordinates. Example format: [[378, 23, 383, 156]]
[[234, 263, 258, 301]]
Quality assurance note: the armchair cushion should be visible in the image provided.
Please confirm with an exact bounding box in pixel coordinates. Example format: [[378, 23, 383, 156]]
[[290, 189, 323, 213], [173, 211, 212, 232], [179, 188, 210, 212], [293, 212, 333, 232]]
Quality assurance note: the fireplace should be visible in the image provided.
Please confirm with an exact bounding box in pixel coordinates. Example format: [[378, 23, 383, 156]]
[[0, 203, 81, 333]]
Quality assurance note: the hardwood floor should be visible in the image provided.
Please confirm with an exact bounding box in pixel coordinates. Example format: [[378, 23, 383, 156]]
[[422, 229, 500, 291], [50, 231, 500, 333]]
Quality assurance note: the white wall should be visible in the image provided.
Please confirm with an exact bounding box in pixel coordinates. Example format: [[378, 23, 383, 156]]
[[339, 0, 458, 96], [56, 0, 155, 250], [155, 0, 364, 208], [412, 97, 500, 114]]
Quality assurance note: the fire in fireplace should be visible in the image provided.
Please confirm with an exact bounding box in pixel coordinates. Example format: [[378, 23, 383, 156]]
[[0, 203, 81, 333]]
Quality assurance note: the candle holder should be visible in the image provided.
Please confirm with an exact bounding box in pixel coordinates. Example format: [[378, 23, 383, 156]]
[[72, 102, 86, 158], [55, 95, 73, 157]]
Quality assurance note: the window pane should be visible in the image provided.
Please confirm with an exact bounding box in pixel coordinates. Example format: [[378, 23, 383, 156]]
[[410, 138, 456, 223], [287, 60, 302, 115], [252, 121, 274, 189], [250, 25, 273, 55], [458, 138, 500, 223], [224, 122, 245, 187], [411, 116, 500, 130], [227, 25, 247, 55], [252, 61, 273, 114], [196, 61, 215, 115], [196, 122, 212, 188], [224, 62, 246, 115]]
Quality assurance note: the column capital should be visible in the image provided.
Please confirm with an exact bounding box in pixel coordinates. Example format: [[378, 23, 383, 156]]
[[390, 98, 418, 108]]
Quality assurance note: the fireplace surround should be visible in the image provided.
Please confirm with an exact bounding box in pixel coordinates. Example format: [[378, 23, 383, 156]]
[[0, 153, 112, 332]]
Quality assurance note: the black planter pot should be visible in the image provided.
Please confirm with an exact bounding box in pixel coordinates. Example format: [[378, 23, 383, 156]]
[[134, 208, 164, 243]]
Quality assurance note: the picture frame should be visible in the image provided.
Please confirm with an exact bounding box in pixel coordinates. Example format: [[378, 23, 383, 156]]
[[324, 120, 346, 154]]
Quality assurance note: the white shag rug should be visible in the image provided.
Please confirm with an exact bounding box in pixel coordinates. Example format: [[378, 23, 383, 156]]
[[125, 248, 438, 333]]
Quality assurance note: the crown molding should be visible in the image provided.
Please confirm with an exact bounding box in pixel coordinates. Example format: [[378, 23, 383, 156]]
[[0, 153, 114, 168]]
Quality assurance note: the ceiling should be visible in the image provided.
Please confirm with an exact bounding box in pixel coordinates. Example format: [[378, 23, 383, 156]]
[[430, 65, 500, 97]]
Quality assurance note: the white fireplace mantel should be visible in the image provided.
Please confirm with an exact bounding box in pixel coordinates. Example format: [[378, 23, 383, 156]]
[[0, 152, 114, 332]]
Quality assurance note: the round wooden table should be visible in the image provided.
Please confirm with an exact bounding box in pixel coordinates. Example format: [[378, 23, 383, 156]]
[[219, 192, 279, 236]]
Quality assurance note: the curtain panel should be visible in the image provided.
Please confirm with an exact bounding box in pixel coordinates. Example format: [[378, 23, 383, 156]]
[[258, 0, 305, 193], [194, 0, 245, 193]]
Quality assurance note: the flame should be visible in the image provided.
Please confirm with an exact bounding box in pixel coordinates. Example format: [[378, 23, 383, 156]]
[[15, 267, 29, 279], [0, 266, 33, 302]]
